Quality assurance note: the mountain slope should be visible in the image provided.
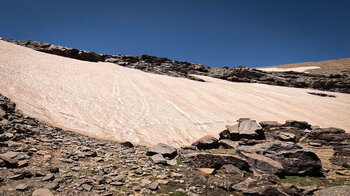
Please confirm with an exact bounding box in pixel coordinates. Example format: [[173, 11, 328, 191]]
[[0, 40, 349, 147], [258, 58, 350, 76]]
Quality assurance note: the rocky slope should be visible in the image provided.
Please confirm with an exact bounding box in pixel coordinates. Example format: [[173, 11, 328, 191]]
[[1, 93, 350, 196], [1, 37, 349, 94]]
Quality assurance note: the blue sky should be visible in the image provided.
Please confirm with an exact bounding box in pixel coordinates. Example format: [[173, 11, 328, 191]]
[[1, 0, 349, 67]]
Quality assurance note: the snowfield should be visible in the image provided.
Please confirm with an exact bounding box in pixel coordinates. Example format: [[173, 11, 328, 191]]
[[0, 40, 349, 147]]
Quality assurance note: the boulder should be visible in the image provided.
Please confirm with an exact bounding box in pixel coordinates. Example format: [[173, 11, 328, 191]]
[[237, 143, 322, 176], [220, 119, 265, 141], [191, 136, 219, 149], [190, 153, 250, 172], [146, 143, 177, 159], [218, 139, 239, 149], [150, 154, 167, 165]]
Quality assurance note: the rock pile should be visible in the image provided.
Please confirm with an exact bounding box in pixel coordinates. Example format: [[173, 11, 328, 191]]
[[2, 37, 349, 93], [0, 93, 349, 195], [188, 118, 350, 195]]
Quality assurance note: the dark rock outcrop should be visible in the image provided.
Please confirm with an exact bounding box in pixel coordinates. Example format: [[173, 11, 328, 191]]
[[237, 143, 322, 177]]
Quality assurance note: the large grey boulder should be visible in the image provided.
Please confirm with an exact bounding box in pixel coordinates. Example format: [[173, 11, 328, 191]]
[[146, 143, 177, 159], [220, 119, 265, 141]]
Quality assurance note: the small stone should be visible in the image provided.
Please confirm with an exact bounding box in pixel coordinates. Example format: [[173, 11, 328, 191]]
[[310, 142, 322, 147], [32, 188, 54, 196], [15, 183, 28, 191], [148, 182, 159, 190], [135, 168, 143, 175], [133, 186, 141, 192], [112, 175, 125, 182], [157, 180, 169, 185], [44, 182, 59, 190], [141, 179, 151, 185], [81, 183, 92, 191], [110, 181, 123, 186], [18, 160, 29, 167], [198, 168, 216, 175], [42, 174, 55, 181], [335, 170, 350, 176], [8, 174, 24, 180], [157, 174, 167, 179], [49, 167, 59, 173]]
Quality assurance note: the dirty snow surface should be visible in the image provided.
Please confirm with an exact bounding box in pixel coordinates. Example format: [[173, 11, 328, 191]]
[[0, 40, 349, 147], [257, 66, 320, 73]]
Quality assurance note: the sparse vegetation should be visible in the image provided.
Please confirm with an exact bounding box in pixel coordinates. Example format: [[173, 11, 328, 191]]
[[281, 176, 350, 187], [207, 148, 236, 155]]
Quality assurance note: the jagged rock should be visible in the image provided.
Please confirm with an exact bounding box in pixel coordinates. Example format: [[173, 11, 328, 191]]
[[146, 143, 177, 159], [190, 153, 250, 171], [239, 150, 284, 175], [148, 182, 159, 190], [218, 139, 239, 149], [314, 185, 350, 196], [220, 119, 265, 141], [32, 189, 54, 196], [191, 136, 219, 149], [81, 183, 92, 191]]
